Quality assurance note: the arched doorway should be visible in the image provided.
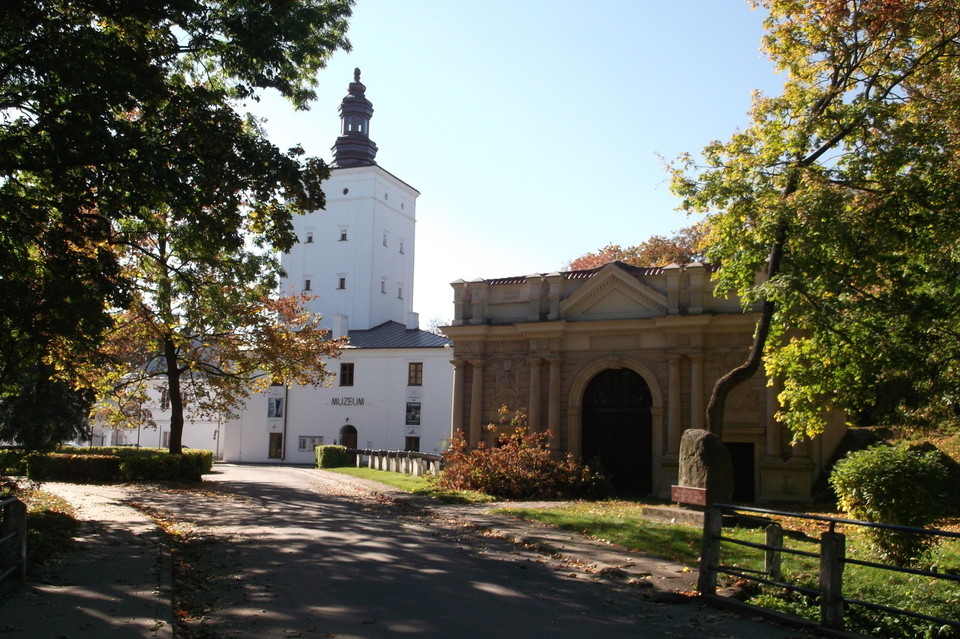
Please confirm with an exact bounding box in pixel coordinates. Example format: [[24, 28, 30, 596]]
[[338, 425, 358, 449], [581, 368, 653, 494], [339, 424, 358, 465]]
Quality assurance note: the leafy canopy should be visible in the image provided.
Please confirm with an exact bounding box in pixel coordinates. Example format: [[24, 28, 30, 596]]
[[672, 0, 960, 438], [1, 0, 352, 448], [565, 223, 706, 271]]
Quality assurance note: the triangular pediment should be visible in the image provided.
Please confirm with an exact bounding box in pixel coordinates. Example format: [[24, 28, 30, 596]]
[[559, 264, 669, 319]]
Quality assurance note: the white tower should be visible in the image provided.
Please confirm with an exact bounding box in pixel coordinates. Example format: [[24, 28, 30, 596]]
[[283, 69, 420, 334]]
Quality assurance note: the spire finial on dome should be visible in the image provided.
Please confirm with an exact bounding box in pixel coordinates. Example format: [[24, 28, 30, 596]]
[[332, 69, 378, 167]]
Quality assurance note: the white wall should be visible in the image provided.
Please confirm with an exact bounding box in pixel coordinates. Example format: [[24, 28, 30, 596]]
[[221, 345, 453, 464], [284, 165, 419, 332]]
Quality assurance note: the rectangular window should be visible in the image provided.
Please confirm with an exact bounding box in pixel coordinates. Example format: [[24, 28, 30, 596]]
[[404, 437, 420, 452], [340, 362, 354, 387], [305, 232, 314, 243], [382, 232, 388, 246], [339, 228, 348, 241], [408, 362, 423, 386], [298, 435, 323, 452], [399, 241, 405, 255], [268, 433, 283, 459], [381, 280, 387, 294], [304, 279, 311, 291], [398, 286, 403, 299], [337, 276, 346, 290]]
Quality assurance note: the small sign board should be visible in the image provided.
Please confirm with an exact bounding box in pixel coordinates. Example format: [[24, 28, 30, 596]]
[[671, 485, 708, 507]]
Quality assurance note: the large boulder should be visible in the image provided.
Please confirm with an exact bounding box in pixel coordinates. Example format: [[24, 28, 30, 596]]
[[678, 428, 734, 504]]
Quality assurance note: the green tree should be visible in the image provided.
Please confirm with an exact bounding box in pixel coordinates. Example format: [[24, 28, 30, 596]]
[[565, 223, 707, 270], [1, 1, 352, 446], [92, 206, 345, 454], [671, 0, 960, 439]]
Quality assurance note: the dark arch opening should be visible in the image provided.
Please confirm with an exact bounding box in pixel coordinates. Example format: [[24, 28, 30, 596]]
[[581, 368, 653, 495], [339, 425, 358, 449]]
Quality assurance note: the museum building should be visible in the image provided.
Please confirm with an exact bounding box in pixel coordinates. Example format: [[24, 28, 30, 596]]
[[219, 70, 454, 463], [443, 261, 847, 502]]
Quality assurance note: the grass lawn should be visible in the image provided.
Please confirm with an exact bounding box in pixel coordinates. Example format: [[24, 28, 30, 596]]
[[324, 466, 494, 503], [497, 500, 960, 639]]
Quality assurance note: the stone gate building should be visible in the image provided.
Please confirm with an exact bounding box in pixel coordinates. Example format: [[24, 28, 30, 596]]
[[444, 261, 846, 502]]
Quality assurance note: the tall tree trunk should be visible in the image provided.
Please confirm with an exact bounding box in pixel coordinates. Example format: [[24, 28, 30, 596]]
[[705, 218, 788, 438], [163, 335, 184, 454]]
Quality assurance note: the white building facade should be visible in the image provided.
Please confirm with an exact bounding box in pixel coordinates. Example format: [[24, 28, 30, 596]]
[[220, 69, 454, 463]]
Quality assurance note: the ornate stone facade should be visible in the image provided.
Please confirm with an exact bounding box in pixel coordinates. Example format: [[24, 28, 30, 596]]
[[445, 261, 846, 502]]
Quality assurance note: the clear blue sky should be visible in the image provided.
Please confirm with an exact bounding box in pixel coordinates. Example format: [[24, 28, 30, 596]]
[[249, 0, 785, 325]]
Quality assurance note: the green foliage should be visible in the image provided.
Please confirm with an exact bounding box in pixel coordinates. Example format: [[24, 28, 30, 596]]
[[23, 448, 212, 482], [830, 445, 949, 566], [671, 1, 960, 437], [26, 453, 121, 482], [0, 448, 29, 475], [316, 445, 349, 469], [0, 364, 94, 451], [1, 1, 353, 450], [438, 410, 610, 500]]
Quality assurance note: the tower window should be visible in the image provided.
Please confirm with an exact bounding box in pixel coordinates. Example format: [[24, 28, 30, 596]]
[[337, 276, 346, 290], [381, 280, 387, 294], [382, 232, 388, 246], [398, 287, 403, 299], [305, 232, 314, 243], [339, 229, 348, 241], [399, 241, 404, 254], [304, 279, 312, 291]]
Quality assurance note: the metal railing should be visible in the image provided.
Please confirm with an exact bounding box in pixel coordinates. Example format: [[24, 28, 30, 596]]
[[0, 497, 26, 585], [346, 449, 442, 477], [699, 503, 960, 633]]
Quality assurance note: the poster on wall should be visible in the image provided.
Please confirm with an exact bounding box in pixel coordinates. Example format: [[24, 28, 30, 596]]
[[268, 397, 284, 418], [266, 385, 286, 432], [405, 402, 421, 425]]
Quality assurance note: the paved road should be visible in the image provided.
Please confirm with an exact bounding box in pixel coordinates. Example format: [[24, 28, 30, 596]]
[[123, 464, 811, 639]]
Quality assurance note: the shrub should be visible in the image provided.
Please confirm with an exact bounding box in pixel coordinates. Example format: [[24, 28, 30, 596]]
[[26, 453, 121, 482], [26, 448, 212, 483], [0, 448, 29, 475], [829, 444, 949, 566], [120, 454, 182, 481], [437, 407, 610, 500], [316, 445, 349, 468]]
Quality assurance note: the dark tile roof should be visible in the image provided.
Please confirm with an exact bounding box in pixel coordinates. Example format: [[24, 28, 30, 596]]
[[347, 321, 452, 349]]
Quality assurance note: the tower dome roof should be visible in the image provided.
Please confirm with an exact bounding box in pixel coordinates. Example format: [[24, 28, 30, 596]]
[[332, 68, 378, 167]]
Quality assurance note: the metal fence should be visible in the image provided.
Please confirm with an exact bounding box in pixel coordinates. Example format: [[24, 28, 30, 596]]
[[346, 449, 442, 477], [0, 497, 26, 585], [698, 503, 960, 633]]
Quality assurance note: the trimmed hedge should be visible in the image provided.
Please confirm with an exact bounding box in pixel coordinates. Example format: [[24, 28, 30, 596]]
[[27, 453, 122, 482], [21, 448, 214, 483], [315, 445, 348, 468]]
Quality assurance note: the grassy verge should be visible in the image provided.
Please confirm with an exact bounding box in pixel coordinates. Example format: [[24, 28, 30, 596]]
[[323, 466, 495, 503], [16, 487, 81, 567], [497, 500, 960, 639]]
